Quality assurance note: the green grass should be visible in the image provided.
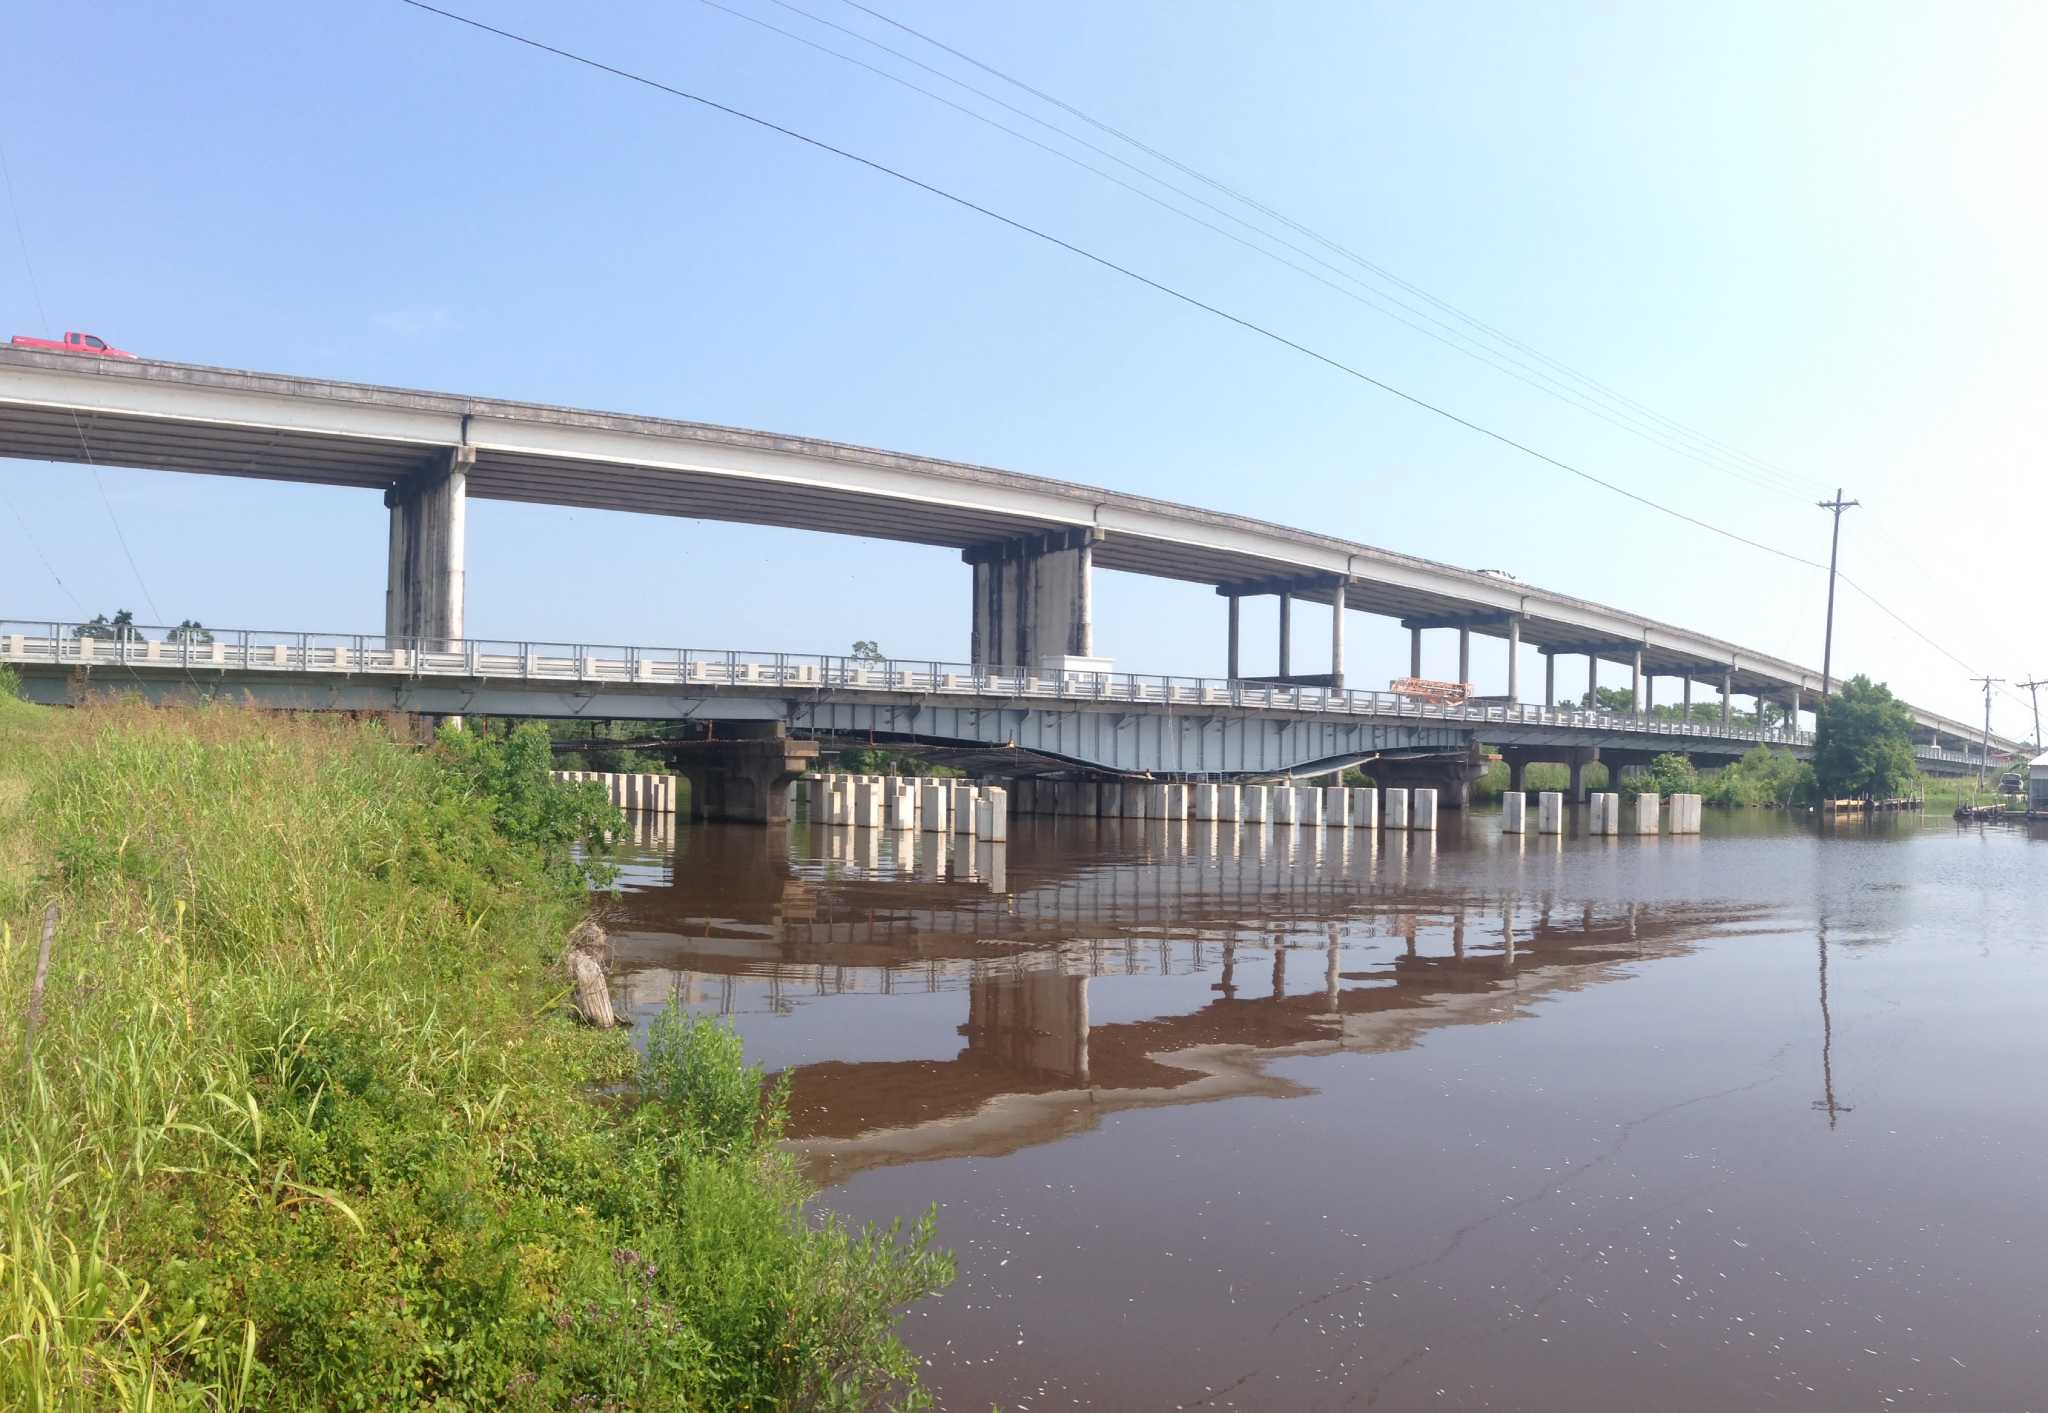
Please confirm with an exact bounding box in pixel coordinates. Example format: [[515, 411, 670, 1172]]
[[0, 697, 950, 1409]]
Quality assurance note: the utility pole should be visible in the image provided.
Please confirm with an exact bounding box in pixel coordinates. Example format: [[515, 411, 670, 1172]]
[[1816, 489, 1858, 698], [2019, 677, 2046, 752], [1971, 675, 2003, 791]]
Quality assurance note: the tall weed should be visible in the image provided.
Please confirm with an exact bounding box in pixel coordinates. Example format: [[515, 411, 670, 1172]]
[[0, 699, 948, 1408]]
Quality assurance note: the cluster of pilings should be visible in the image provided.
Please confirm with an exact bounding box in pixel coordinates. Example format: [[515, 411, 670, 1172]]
[[1499, 790, 1703, 836], [550, 769, 678, 814], [1012, 779, 1443, 831], [801, 775, 1009, 842]]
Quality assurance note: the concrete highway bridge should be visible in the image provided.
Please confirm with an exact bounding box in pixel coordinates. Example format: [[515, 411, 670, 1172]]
[[0, 348, 2017, 814]]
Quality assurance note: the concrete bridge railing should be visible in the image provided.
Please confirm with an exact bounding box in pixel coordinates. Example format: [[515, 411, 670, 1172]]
[[3, 620, 1842, 749], [0, 618, 1982, 765]]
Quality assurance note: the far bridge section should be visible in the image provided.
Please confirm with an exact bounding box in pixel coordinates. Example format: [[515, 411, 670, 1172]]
[[2, 624, 1996, 810], [0, 346, 2015, 773]]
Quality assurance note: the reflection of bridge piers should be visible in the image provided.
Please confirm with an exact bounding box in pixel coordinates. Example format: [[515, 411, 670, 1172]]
[[963, 973, 1090, 1083]]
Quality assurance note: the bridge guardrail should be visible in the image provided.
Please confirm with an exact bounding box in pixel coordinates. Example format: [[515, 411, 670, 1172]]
[[1, 618, 1991, 762]]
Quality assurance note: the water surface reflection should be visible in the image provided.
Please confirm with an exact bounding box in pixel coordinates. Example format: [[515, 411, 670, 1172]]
[[605, 810, 2048, 1410]]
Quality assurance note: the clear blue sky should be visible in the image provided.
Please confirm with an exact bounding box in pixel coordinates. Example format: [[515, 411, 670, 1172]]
[[2, 1, 2039, 731]]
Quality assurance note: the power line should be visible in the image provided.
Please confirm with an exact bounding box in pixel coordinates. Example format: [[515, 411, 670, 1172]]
[[831, 0, 1827, 501], [749, 0, 1817, 505], [398, 1, 2017, 729], [397, 0, 1831, 572]]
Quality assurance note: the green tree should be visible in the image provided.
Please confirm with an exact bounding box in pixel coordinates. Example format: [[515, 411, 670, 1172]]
[[435, 719, 623, 886], [850, 639, 886, 663], [1812, 674, 1919, 801]]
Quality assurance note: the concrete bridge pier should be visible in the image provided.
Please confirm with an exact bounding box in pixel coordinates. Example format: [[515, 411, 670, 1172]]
[[384, 444, 470, 650], [966, 527, 1101, 672], [673, 729, 820, 825], [1567, 747, 1600, 804]]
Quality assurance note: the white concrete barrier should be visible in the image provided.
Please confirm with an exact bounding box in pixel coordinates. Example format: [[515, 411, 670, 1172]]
[[1384, 788, 1411, 830], [1349, 786, 1378, 830], [1412, 788, 1438, 831], [1537, 790, 1565, 833], [1501, 791, 1527, 833], [1322, 785, 1351, 827]]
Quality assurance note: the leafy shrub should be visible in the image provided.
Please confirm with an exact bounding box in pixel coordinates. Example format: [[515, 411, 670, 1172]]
[[1701, 745, 1817, 806]]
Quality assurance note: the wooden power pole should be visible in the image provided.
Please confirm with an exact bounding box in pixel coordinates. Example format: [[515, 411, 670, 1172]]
[[1816, 490, 1858, 698], [1971, 675, 2003, 790], [2019, 677, 2046, 752]]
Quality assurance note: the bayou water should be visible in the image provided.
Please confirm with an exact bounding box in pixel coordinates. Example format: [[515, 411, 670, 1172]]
[[602, 807, 2048, 1410]]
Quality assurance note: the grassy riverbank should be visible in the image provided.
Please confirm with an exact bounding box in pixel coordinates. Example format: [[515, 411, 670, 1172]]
[[0, 692, 948, 1408]]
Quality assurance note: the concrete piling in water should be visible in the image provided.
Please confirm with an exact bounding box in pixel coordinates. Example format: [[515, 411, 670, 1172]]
[[1632, 791, 1660, 834], [1502, 791, 1527, 833], [1241, 784, 1270, 825], [951, 784, 979, 833], [1412, 788, 1439, 831], [1537, 790, 1564, 833], [1384, 788, 1411, 830], [1195, 783, 1220, 821], [977, 787, 1009, 841], [1591, 793, 1620, 835], [1275, 786, 1300, 826], [853, 780, 883, 829], [1669, 793, 1702, 833], [1120, 783, 1147, 819], [1348, 786, 1377, 830], [1216, 784, 1240, 822], [919, 784, 950, 833], [1100, 782, 1123, 817], [1322, 785, 1351, 827]]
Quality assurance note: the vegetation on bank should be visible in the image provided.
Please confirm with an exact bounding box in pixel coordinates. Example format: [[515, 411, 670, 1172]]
[[1811, 675, 1919, 802], [0, 690, 949, 1409]]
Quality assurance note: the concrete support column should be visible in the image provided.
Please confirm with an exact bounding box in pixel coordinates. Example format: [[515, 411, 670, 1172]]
[[1508, 758, 1527, 793], [1410, 626, 1422, 678], [1757, 694, 1767, 725], [965, 528, 1099, 671], [1506, 614, 1521, 702], [1457, 627, 1471, 687], [384, 444, 471, 650], [1278, 594, 1292, 677], [1646, 674, 1656, 713], [1683, 676, 1693, 714], [1631, 648, 1643, 714], [1722, 669, 1733, 727], [1544, 652, 1556, 708], [1587, 654, 1599, 710], [1329, 580, 1346, 689], [1226, 595, 1241, 680], [1789, 688, 1800, 731]]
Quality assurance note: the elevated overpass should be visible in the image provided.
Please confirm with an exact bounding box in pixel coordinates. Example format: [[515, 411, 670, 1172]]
[[0, 347, 2016, 763]]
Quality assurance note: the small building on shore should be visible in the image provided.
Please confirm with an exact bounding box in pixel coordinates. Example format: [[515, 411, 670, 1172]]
[[2030, 753, 2048, 817]]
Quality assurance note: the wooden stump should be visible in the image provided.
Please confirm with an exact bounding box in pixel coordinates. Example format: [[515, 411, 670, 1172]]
[[564, 917, 616, 1029]]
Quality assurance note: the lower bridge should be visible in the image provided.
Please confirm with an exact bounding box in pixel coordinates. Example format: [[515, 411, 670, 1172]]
[[3, 622, 1995, 817]]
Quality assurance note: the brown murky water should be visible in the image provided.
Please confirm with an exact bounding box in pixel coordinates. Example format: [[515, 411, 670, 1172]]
[[603, 808, 2048, 1411]]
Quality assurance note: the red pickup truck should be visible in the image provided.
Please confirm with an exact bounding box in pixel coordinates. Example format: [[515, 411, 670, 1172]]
[[9, 331, 136, 359]]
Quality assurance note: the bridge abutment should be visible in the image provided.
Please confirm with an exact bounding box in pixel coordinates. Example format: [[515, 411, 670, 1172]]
[[672, 730, 820, 825]]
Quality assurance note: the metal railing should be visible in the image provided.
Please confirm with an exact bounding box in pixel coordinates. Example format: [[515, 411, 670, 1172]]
[[1, 617, 1985, 761]]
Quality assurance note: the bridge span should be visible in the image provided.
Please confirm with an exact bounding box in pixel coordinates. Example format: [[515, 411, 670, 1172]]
[[3, 624, 1994, 812], [0, 346, 2014, 767]]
